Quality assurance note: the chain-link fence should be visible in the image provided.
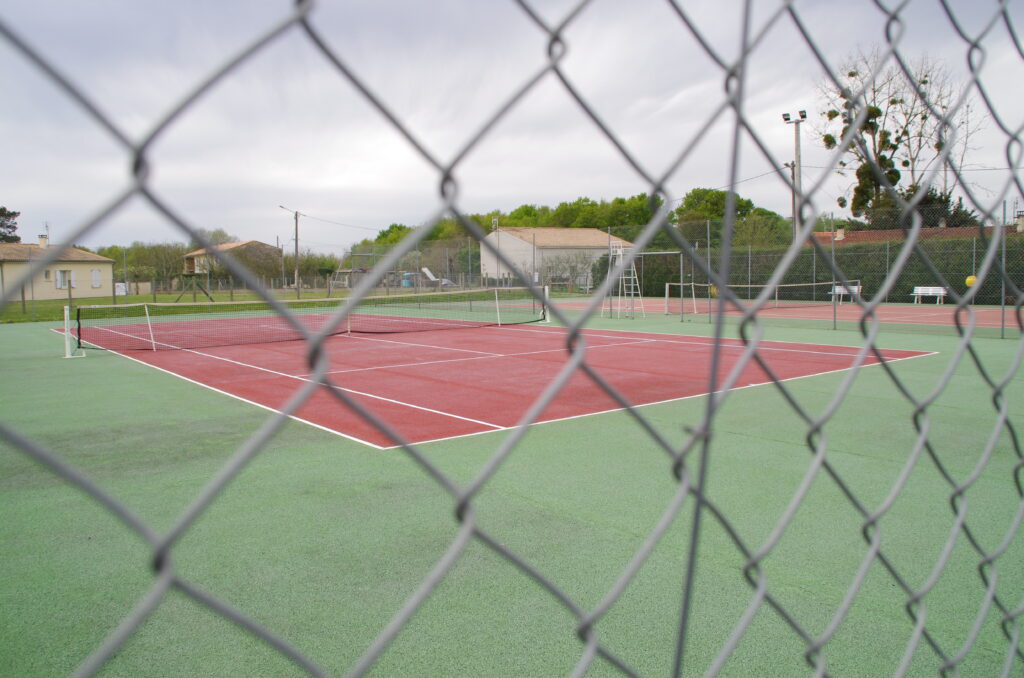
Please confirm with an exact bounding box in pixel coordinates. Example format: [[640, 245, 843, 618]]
[[2, 2, 1023, 677], [641, 231, 1024, 306]]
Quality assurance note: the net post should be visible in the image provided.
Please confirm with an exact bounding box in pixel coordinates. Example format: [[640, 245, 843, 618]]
[[63, 305, 85, 358], [542, 284, 549, 323], [494, 288, 502, 326], [144, 303, 157, 351]]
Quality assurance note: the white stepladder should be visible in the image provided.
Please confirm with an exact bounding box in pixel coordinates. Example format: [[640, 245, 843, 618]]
[[603, 242, 646, 319]]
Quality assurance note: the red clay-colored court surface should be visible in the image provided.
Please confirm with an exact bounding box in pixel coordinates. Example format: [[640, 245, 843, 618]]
[[102, 325, 930, 448]]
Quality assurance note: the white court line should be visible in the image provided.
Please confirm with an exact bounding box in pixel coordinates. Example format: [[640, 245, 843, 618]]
[[341, 332, 505, 356], [397, 350, 936, 449], [487, 323, 905, 359], [313, 337, 658, 377], [499, 321, 936, 351], [112, 342, 508, 434]]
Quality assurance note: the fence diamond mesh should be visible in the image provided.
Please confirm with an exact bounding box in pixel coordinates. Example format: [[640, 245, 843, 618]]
[[2, 2, 1023, 677]]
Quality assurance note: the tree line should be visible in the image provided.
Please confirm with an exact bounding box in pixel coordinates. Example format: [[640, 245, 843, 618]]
[[92, 228, 340, 284], [346, 189, 795, 266]]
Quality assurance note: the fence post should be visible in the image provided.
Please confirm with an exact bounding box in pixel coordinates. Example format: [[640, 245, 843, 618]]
[[747, 245, 751, 297], [831, 216, 837, 330], [812, 241, 816, 285], [885, 241, 890, 303], [706, 220, 712, 323], [1000, 214, 1007, 339]]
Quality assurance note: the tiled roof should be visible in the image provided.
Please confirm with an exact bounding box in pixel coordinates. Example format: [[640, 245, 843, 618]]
[[184, 240, 276, 258], [497, 227, 633, 248], [0, 243, 114, 263], [811, 225, 1016, 246]]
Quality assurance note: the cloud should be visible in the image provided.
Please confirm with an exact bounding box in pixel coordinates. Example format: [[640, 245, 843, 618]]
[[1, 0, 1020, 255]]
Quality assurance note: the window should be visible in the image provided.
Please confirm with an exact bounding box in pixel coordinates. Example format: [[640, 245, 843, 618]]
[[44, 269, 51, 281], [91, 269, 101, 288], [55, 270, 76, 289]]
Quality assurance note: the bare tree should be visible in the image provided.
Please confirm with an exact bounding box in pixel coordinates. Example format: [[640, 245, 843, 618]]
[[818, 47, 983, 215]]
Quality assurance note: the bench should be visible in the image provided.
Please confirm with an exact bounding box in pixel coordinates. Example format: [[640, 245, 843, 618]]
[[912, 286, 947, 304], [830, 284, 861, 303]]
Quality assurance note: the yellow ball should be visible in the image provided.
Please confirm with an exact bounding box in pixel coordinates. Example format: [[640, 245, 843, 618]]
[[965, 275, 977, 287]]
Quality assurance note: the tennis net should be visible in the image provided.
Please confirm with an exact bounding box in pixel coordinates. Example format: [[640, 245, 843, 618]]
[[73, 287, 547, 351], [664, 280, 861, 315]]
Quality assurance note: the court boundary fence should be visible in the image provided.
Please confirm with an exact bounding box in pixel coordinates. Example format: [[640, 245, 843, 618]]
[[2, 2, 1023, 677]]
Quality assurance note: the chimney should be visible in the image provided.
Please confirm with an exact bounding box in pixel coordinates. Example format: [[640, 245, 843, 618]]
[[38, 234, 49, 248]]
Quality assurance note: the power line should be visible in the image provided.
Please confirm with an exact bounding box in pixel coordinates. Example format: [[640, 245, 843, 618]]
[[296, 212, 381, 232], [713, 167, 790, 192]]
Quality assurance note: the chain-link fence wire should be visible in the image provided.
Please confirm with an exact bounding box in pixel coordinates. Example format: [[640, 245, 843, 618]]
[[2, 1, 1024, 677]]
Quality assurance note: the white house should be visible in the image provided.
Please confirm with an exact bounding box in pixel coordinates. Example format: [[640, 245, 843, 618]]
[[480, 227, 633, 290], [0, 236, 115, 301]]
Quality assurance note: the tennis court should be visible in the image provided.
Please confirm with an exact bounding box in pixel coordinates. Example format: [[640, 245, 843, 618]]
[[67, 305, 929, 448]]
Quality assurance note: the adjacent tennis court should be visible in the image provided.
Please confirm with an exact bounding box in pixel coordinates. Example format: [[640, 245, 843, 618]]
[[68, 301, 929, 447]]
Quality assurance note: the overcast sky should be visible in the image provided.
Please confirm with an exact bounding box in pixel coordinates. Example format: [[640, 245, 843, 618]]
[[2, 0, 1022, 255]]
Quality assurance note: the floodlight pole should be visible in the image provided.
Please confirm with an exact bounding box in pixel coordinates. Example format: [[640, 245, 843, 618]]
[[279, 205, 301, 298], [782, 110, 807, 241], [492, 217, 500, 286]]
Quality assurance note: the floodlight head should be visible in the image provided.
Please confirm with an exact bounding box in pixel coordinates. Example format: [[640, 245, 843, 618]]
[[799, 110, 808, 120], [782, 113, 792, 122]]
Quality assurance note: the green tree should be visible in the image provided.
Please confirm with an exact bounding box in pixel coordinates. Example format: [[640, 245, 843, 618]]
[[863, 185, 980, 229], [672, 188, 758, 248], [229, 245, 285, 280], [605, 193, 664, 243], [188, 227, 237, 250], [674, 188, 754, 223], [375, 223, 413, 245], [507, 204, 550, 227], [99, 241, 189, 281], [734, 208, 790, 248], [0, 206, 21, 243]]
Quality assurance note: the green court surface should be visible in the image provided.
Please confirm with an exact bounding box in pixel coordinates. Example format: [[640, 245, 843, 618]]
[[1, 314, 1022, 677]]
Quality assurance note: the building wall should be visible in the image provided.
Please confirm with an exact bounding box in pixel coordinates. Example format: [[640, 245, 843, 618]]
[[480, 231, 612, 288], [481, 231, 537, 282], [536, 247, 607, 290], [0, 260, 115, 301]]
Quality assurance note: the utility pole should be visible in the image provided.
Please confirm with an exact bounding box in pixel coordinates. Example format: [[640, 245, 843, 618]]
[[279, 205, 301, 299]]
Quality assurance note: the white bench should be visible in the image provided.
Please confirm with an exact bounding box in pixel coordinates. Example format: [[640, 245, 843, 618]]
[[830, 284, 861, 303], [912, 286, 947, 304]]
